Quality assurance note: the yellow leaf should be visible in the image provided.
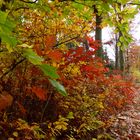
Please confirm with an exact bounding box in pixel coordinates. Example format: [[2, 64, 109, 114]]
[[8, 138, 14, 140], [13, 131, 18, 137]]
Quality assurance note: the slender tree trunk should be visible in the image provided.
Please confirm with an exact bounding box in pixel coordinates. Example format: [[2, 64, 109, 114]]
[[117, 4, 125, 72], [119, 48, 124, 71], [93, 5, 104, 59], [115, 30, 125, 72], [115, 45, 119, 69], [118, 32, 124, 71], [115, 34, 119, 69], [95, 14, 104, 58], [125, 48, 130, 73]]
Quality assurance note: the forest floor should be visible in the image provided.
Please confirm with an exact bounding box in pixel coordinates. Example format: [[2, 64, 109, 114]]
[[110, 84, 140, 140]]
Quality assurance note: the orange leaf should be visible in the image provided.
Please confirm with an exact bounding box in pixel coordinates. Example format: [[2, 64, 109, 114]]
[[0, 93, 13, 111], [32, 86, 47, 101], [47, 50, 63, 62], [34, 42, 43, 56], [44, 35, 56, 52]]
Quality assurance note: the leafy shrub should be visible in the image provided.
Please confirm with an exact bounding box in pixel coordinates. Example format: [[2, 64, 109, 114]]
[[0, 43, 135, 140]]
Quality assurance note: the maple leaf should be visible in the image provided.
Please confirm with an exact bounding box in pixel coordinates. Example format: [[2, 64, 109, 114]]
[[74, 47, 84, 57], [81, 65, 94, 72], [31, 86, 47, 101]]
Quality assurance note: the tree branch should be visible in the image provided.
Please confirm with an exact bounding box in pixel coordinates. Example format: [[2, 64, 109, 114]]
[[20, 0, 38, 4], [15, 7, 29, 11], [0, 58, 26, 80], [53, 35, 80, 48], [127, 2, 140, 6]]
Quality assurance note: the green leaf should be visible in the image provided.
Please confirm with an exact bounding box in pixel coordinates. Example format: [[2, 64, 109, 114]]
[[117, 42, 121, 47], [102, 3, 110, 11], [49, 79, 67, 96], [72, 3, 84, 11], [0, 23, 12, 34], [39, 64, 59, 79], [23, 48, 43, 65], [63, 8, 70, 16], [6, 44, 13, 52], [67, 112, 74, 119], [119, 36, 124, 42], [5, 18, 16, 30], [43, 5, 51, 12], [0, 10, 8, 24], [0, 18, 16, 35], [0, 33, 17, 50]]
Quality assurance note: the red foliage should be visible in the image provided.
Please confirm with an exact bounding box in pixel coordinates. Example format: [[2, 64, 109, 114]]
[[86, 36, 101, 51], [44, 35, 57, 52], [58, 45, 135, 120], [31, 86, 47, 101], [47, 50, 63, 62]]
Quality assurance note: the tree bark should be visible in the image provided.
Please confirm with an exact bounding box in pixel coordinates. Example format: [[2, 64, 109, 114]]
[[118, 32, 124, 71], [95, 14, 104, 58], [119, 47, 124, 71], [93, 6, 104, 59], [115, 34, 119, 69]]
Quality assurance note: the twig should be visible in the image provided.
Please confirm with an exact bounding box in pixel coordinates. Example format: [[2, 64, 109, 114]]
[[126, 2, 140, 6], [53, 35, 80, 48], [40, 91, 53, 122], [20, 0, 38, 4], [15, 7, 29, 11], [0, 58, 26, 80]]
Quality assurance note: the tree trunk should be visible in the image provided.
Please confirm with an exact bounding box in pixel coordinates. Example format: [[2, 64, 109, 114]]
[[118, 32, 124, 71], [93, 5, 104, 59], [115, 34, 119, 69], [125, 48, 130, 73], [119, 48, 124, 71], [95, 14, 104, 58]]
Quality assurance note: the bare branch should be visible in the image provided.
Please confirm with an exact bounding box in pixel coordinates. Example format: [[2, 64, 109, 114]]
[[53, 35, 80, 48], [0, 58, 26, 80]]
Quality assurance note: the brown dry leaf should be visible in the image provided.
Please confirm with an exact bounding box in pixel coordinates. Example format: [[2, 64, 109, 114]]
[[0, 93, 13, 111]]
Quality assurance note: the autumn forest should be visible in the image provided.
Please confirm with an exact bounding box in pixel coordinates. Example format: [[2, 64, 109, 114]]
[[0, 0, 140, 140]]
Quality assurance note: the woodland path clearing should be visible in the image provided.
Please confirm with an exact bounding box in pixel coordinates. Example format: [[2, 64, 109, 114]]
[[110, 84, 140, 140]]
